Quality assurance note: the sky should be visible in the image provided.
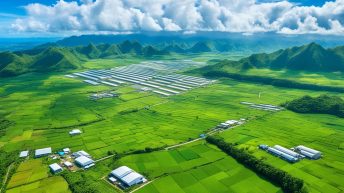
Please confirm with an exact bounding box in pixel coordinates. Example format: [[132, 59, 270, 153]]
[[0, 0, 343, 37]]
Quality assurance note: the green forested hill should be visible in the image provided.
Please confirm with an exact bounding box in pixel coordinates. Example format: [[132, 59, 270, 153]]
[[283, 95, 344, 118], [0, 41, 167, 77], [222, 43, 344, 72]]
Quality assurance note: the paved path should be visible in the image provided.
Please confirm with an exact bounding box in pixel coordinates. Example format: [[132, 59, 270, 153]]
[[165, 137, 203, 150], [95, 154, 115, 162], [130, 179, 157, 193], [96, 124, 243, 162]]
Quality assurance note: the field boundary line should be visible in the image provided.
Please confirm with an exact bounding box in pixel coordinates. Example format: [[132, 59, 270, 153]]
[[129, 178, 157, 193], [95, 155, 114, 162], [0, 162, 14, 193], [101, 176, 124, 193]]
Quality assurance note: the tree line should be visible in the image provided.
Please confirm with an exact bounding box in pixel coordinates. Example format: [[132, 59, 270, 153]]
[[283, 94, 344, 118], [61, 172, 101, 193], [203, 71, 344, 93], [206, 136, 306, 193]]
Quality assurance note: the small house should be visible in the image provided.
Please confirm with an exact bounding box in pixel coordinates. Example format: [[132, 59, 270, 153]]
[[64, 161, 73, 168], [69, 129, 82, 136], [19, 150, 29, 158], [63, 148, 71, 153]]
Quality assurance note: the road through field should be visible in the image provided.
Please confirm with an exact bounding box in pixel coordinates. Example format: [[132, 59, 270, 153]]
[[95, 123, 244, 163]]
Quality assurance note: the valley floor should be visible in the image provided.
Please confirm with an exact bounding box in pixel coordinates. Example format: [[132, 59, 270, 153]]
[[0, 57, 343, 193]]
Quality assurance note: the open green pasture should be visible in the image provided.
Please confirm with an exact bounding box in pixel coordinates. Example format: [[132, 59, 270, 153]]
[[6, 159, 70, 193], [1, 57, 343, 193], [116, 141, 281, 193], [219, 65, 344, 88], [0, 71, 279, 159], [219, 110, 344, 193]]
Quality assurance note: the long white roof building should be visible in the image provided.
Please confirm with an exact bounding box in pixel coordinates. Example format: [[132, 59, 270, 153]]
[[111, 166, 133, 178]]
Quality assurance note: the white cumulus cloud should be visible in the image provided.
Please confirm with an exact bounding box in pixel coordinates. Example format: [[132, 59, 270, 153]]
[[11, 0, 344, 35]]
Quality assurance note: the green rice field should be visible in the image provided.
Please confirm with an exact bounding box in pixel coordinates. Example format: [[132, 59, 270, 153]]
[[1, 57, 343, 193], [6, 159, 70, 193]]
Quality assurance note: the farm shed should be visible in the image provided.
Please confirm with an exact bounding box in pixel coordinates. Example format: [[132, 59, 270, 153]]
[[110, 166, 147, 187], [121, 172, 146, 187], [75, 156, 95, 168], [295, 145, 321, 159], [111, 166, 133, 178], [69, 129, 82, 135], [64, 161, 73, 167], [19, 150, 29, 158], [267, 147, 298, 163], [108, 177, 117, 184], [274, 145, 301, 158], [74, 150, 91, 158], [35, 147, 52, 158], [49, 163, 63, 174]]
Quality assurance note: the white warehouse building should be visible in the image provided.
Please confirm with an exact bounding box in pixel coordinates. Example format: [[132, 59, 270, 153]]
[[111, 166, 133, 178], [110, 166, 147, 187], [121, 172, 146, 187], [75, 156, 95, 169], [274, 145, 301, 158], [295, 145, 322, 159]]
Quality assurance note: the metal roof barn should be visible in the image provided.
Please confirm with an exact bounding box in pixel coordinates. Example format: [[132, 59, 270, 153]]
[[121, 172, 145, 187], [76, 150, 90, 157], [296, 145, 321, 159], [153, 90, 170, 96], [35, 147, 52, 158], [19, 150, 29, 158], [267, 147, 298, 162], [274, 145, 300, 158], [111, 166, 133, 178], [69, 129, 82, 135], [296, 145, 321, 155], [75, 156, 94, 168], [64, 161, 73, 167], [49, 163, 63, 174], [83, 80, 100, 85]]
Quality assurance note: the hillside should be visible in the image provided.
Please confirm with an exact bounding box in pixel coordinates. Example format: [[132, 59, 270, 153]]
[[231, 43, 344, 72], [0, 41, 168, 77], [55, 33, 344, 53], [0, 47, 83, 77], [283, 95, 344, 118]]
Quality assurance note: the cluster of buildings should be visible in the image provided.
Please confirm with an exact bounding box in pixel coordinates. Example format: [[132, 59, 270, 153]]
[[240, 102, 283, 111], [108, 166, 147, 189], [72, 150, 95, 169], [67, 63, 214, 97], [259, 144, 322, 163], [216, 119, 244, 129], [89, 92, 118, 100], [19, 146, 95, 174]]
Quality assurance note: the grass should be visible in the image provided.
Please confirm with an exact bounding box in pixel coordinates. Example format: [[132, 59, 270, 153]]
[[6, 159, 71, 193], [219, 110, 344, 193], [116, 142, 281, 193], [6, 176, 70, 193], [1, 56, 344, 193], [219, 66, 344, 88]]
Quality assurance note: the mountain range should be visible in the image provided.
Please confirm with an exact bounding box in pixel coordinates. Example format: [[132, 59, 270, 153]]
[[201, 43, 344, 73], [55, 33, 344, 53], [0, 41, 167, 77], [1, 41, 344, 77]]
